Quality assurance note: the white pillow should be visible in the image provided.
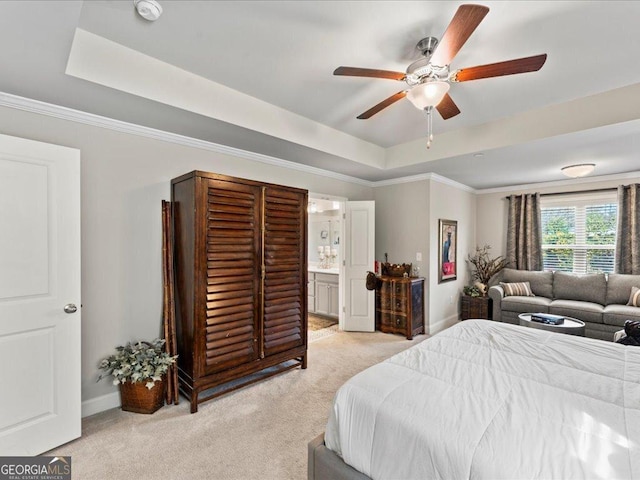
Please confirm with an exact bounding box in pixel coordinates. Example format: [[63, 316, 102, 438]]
[[627, 286, 640, 307]]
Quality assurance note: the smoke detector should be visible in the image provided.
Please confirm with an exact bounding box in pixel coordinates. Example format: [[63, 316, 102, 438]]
[[134, 0, 163, 21]]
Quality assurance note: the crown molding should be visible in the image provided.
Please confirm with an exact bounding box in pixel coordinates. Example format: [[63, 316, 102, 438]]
[[13, 91, 614, 195], [476, 170, 640, 195], [0, 91, 492, 192], [372, 173, 432, 187], [372, 172, 474, 192], [0, 91, 373, 187], [428, 172, 475, 192]]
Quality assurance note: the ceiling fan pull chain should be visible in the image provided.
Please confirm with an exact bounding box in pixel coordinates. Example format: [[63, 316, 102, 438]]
[[426, 106, 433, 149]]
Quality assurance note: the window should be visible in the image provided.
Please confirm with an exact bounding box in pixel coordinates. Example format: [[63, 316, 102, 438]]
[[541, 192, 617, 274]]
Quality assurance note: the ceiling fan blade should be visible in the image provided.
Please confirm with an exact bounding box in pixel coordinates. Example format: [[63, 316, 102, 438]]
[[357, 91, 407, 119], [436, 93, 461, 120], [429, 4, 489, 67], [334, 66, 406, 81], [452, 54, 548, 82]]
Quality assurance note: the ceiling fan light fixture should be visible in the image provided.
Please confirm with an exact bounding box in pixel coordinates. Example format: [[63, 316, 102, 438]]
[[406, 81, 450, 110], [405, 81, 450, 150], [561, 163, 595, 178]]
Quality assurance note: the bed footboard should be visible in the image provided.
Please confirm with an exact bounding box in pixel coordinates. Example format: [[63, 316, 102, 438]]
[[308, 433, 372, 480]]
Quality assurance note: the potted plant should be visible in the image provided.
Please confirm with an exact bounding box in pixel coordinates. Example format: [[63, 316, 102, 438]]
[[466, 245, 507, 296], [98, 338, 177, 414], [463, 284, 483, 297]]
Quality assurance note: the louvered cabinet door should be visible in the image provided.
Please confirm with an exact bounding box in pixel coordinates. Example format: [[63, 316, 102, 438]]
[[262, 186, 307, 357], [203, 179, 261, 374]]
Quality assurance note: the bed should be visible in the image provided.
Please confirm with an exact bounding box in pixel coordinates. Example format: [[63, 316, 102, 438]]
[[308, 320, 640, 479]]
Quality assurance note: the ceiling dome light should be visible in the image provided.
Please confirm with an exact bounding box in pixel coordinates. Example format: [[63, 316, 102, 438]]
[[406, 81, 450, 110], [134, 0, 163, 21], [561, 163, 595, 178]]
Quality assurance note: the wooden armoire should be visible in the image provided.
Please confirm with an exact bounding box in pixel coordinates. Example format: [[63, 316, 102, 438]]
[[171, 171, 308, 413]]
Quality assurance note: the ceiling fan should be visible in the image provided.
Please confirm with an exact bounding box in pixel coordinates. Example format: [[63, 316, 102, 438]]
[[333, 4, 547, 146]]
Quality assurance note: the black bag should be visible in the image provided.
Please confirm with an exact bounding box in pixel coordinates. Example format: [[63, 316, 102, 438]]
[[625, 320, 640, 337], [616, 320, 640, 346], [365, 271, 378, 291]]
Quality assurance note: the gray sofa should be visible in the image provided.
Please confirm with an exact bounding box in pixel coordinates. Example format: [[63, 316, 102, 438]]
[[488, 268, 640, 341]]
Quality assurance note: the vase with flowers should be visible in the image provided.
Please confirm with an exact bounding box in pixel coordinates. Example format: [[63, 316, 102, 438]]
[[466, 245, 507, 296]]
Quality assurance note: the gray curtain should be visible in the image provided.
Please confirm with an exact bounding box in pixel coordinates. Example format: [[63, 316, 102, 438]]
[[616, 184, 640, 274], [506, 193, 542, 270]]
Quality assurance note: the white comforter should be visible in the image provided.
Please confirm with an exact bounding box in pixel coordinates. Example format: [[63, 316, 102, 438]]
[[325, 320, 640, 480]]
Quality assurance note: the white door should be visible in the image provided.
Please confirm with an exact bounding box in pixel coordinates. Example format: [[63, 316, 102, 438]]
[[343, 201, 375, 331], [0, 134, 81, 455]]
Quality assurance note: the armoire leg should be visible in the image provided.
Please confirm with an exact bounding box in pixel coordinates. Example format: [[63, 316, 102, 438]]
[[190, 395, 198, 414]]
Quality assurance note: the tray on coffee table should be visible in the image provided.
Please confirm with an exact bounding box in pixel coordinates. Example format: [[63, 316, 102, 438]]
[[518, 313, 585, 336]]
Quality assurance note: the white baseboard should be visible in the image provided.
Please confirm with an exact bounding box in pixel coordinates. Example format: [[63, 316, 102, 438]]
[[429, 315, 460, 336], [81, 392, 120, 418]]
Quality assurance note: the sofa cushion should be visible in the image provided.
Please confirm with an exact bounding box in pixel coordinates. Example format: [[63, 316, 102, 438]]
[[553, 271, 606, 305], [502, 295, 552, 314], [549, 299, 604, 324], [500, 281, 534, 297], [603, 304, 640, 327], [628, 286, 640, 307], [501, 268, 553, 298], [606, 273, 640, 305]]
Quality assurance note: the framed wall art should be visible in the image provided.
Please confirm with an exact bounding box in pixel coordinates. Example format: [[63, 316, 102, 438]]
[[438, 219, 457, 283]]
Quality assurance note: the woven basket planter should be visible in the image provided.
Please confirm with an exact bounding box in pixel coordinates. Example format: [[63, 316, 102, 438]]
[[119, 377, 166, 414]]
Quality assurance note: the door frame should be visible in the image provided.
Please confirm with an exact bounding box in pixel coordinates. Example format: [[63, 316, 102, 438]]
[[308, 193, 347, 328]]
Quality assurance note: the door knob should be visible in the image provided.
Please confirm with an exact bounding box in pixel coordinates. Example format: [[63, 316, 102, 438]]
[[64, 304, 78, 314]]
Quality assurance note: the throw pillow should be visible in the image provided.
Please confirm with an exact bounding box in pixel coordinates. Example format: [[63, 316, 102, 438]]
[[627, 286, 640, 307], [500, 281, 534, 297]]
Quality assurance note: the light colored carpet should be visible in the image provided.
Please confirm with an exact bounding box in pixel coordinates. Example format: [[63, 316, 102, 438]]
[[49, 330, 426, 480]]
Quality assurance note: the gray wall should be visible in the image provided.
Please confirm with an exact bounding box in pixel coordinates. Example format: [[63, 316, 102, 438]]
[[428, 180, 476, 333], [374, 180, 429, 275], [374, 177, 476, 334], [0, 105, 373, 406]]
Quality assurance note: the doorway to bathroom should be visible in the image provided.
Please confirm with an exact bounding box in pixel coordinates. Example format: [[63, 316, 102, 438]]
[[307, 194, 376, 333], [307, 195, 343, 331]]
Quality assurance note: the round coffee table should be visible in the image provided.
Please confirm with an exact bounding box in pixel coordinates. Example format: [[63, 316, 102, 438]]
[[518, 313, 585, 336]]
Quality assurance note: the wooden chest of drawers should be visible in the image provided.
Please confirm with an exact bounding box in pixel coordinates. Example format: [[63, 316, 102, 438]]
[[375, 276, 425, 340]]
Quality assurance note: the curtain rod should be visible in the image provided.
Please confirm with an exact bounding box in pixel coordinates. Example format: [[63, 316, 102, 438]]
[[504, 187, 617, 199]]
